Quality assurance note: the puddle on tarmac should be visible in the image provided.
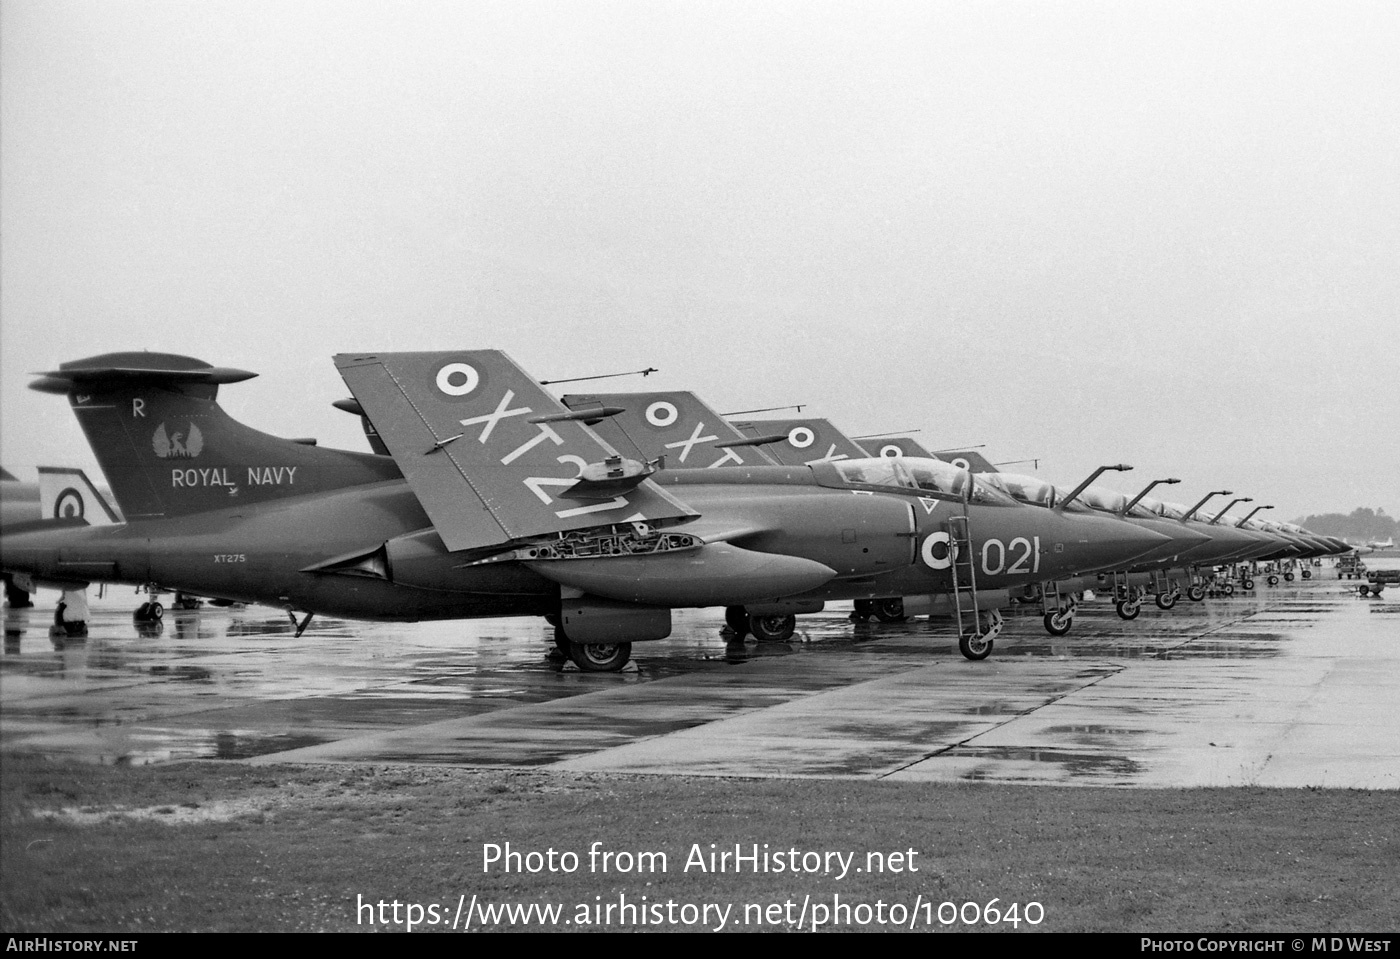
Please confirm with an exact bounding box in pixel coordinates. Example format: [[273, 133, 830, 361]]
[[148, 664, 214, 682], [1008, 638, 1281, 659], [952, 745, 1144, 780], [105, 731, 330, 765]]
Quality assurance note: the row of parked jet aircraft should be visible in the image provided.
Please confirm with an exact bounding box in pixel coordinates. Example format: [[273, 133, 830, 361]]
[[0, 350, 1356, 671]]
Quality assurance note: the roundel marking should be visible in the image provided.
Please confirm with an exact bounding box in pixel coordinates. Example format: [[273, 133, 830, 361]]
[[788, 427, 815, 449], [880, 444, 902, 458], [436, 362, 480, 397], [921, 531, 952, 569], [645, 401, 679, 427], [951, 457, 970, 471], [54, 488, 84, 519]]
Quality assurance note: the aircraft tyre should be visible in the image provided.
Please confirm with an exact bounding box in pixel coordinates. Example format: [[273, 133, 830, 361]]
[[1358, 584, 1370, 598], [724, 606, 750, 638], [1223, 583, 1235, 596], [958, 610, 1001, 661], [1115, 600, 1141, 621], [134, 602, 164, 622], [1266, 574, 1279, 586], [1284, 572, 1295, 582], [749, 613, 796, 642], [1187, 585, 1206, 602], [873, 598, 907, 623], [569, 641, 632, 672], [1043, 610, 1073, 636], [1155, 591, 1178, 611], [959, 633, 993, 660], [1242, 579, 1255, 591], [1302, 570, 1311, 580], [849, 599, 873, 623]]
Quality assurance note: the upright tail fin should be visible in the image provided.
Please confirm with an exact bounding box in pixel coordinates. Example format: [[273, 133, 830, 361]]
[[31, 352, 401, 521], [335, 351, 697, 553], [561, 391, 780, 469]]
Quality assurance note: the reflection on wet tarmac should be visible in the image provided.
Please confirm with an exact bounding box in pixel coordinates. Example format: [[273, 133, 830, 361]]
[[3, 559, 1399, 788], [954, 746, 1145, 783]]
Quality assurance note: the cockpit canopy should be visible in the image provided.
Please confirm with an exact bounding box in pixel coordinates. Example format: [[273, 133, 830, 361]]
[[831, 457, 1012, 504], [1151, 500, 1191, 520], [977, 471, 1057, 508], [1078, 484, 1128, 514]]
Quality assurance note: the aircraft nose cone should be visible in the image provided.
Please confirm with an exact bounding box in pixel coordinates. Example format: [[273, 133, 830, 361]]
[[1189, 523, 1258, 564], [1124, 517, 1215, 568], [1054, 513, 1173, 575]]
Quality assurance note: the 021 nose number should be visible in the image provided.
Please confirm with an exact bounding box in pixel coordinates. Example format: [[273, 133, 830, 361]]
[[982, 536, 1041, 575]]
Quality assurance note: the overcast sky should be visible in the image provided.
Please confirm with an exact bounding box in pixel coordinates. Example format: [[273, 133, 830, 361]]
[[3, 0, 1396, 522]]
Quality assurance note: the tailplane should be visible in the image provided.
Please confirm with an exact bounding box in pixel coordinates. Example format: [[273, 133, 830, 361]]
[[32, 352, 401, 521]]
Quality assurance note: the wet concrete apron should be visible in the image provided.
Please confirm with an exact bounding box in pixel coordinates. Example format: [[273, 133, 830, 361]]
[[3, 565, 1396, 787]]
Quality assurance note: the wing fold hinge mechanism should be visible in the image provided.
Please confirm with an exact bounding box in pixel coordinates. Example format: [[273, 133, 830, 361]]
[[462, 521, 701, 566]]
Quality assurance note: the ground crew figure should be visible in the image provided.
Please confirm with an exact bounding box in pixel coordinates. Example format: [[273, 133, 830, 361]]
[[53, 588, 89, 637]]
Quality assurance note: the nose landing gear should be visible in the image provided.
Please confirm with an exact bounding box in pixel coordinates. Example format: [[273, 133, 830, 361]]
[[1042, 598, 1076, 637], [959, 609, 1002, 661]]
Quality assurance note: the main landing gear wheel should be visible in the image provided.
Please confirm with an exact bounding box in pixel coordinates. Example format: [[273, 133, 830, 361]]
[[1301, 570, 1311, 580], [873, 598, 907, 623], [1223, 583, 1235, 596], [748, 613, 796, 642], [1042, 608, 1073, 636], [1187, 585, 1206, 602], [1115, 600, 1141, 621], [849, 599, 873, 623], [134, 601, 164, 622], [1266, 574, 1279, 586], [1243, 578, 1256, 590], [1284, 572, 1295, 582], [569, 641, 632, 672], [958, 610, 1002, 661], [1155, 591, 1179, 610]]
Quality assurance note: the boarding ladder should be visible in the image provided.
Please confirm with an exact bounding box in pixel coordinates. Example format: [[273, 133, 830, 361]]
[[948, 513, 979, 636], [1108, 569, 1132, 602]]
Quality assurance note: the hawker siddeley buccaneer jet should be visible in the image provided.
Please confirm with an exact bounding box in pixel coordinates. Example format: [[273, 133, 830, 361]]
[[1, 350, 1169, 671], [556, 387, 1173, 647]]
